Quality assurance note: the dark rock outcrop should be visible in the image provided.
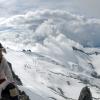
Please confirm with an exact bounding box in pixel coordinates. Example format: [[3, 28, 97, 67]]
[[7, 62, 22, 85], [1, 62, 30, 100], [78, 86, 92, 100]]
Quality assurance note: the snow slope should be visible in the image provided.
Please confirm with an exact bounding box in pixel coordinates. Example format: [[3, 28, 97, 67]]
[[2, 40, 100, 100]]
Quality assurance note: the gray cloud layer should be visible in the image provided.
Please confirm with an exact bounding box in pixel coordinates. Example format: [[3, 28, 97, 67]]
[[0, 0, 69, 16], [0, 10, 100, 47], [0, 0, 100, 18]]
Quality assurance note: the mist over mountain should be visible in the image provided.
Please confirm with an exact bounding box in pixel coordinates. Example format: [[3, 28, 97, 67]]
[[0, 10, 100, 47]]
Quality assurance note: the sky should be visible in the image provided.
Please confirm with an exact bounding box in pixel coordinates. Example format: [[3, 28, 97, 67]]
[[0, 0, 100, 18], [0, 0, 100, 47]]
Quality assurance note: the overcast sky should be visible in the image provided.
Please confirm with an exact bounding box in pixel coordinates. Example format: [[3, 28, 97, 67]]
[[0, 0, 100, 18]]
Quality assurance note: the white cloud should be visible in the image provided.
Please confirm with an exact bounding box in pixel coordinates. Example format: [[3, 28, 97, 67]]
[[0, 10, 100, 47], [0, 0, 100, 18], [0, 0, 64, 16], [70, 0, 100, 18]]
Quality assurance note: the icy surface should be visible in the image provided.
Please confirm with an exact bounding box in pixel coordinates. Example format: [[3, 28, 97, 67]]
[[2, 42, 100, 100]]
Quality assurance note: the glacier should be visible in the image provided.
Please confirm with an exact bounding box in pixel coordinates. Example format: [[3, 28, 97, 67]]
[[0, 10, 100, 100]]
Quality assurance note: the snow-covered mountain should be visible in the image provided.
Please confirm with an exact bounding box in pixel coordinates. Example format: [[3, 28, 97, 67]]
[[1, 37, 100, 100], [0, 10, 100, 100]]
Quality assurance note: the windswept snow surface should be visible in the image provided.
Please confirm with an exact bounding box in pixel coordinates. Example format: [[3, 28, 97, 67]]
[[2, 40, 100, 100]]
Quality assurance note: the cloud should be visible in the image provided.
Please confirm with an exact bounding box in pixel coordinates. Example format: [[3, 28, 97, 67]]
[[0, 0, 100, 18], [0, 0, 70, 17], [0, 0, 16, 16], [70, 0, 100, 18], [0, 10, 100, 47]]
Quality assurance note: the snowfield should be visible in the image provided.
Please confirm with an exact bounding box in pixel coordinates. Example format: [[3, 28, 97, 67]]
[[2, 42, 100, 100]]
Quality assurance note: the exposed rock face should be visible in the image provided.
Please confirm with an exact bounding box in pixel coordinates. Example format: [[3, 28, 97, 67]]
[[0, 62, 30, 100], [78, 86, 93, 100], [7, 62, 22, 85]]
